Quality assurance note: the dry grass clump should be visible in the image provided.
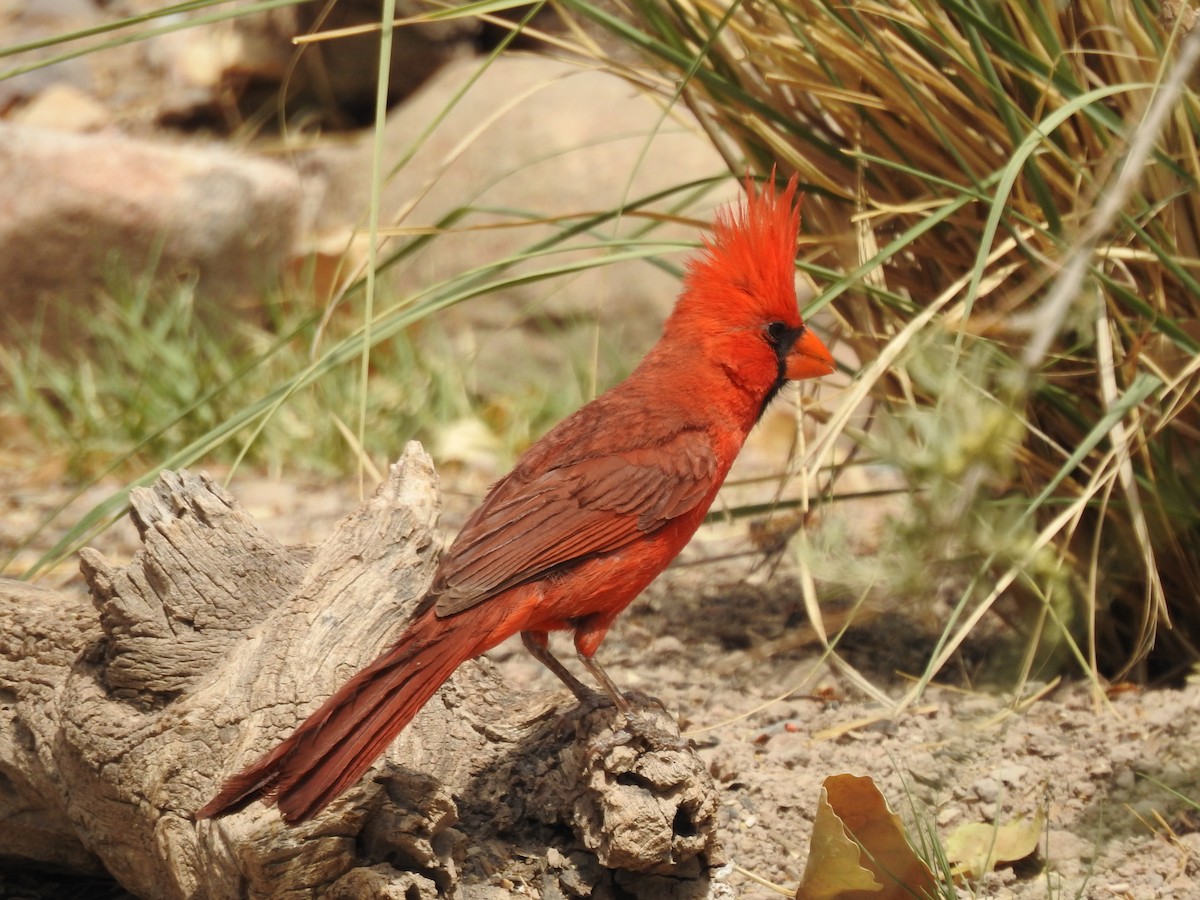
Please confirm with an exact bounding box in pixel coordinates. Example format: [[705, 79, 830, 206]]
[[564, 0, 1200, 684]]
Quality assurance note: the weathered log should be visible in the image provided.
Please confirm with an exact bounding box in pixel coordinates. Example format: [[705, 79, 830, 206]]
[[0, 443, 721, 898]]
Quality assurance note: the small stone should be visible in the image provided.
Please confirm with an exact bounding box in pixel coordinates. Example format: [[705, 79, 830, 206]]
[[12, 83, 109, 132], [936, 806, 962, 827], [993, 764, 1029, 786], [972, 776, 1001, 803], [906, 752, 944, 789]]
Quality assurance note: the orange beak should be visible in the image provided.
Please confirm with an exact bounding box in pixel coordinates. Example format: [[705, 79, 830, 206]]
[[785, 327, 835, 381]]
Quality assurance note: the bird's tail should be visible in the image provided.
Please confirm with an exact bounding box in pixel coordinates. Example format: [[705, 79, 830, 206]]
[[195, 607, 477, 824]]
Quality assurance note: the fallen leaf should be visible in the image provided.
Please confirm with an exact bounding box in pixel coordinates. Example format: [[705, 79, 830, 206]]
[[945, 809, 1044, 879], [796, 774, 937, 900]]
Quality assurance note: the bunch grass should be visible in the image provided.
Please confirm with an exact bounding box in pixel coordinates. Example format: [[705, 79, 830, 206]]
[[555, 0, 1200, 685]]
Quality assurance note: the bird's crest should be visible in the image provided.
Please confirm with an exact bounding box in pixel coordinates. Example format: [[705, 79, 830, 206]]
[[680, 173, 803, 325]]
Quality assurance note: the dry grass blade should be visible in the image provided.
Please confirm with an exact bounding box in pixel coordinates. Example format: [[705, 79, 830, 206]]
[[564, 0, 1200, 685]]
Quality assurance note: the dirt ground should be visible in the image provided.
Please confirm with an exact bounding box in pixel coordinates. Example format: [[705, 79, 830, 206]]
[[3, 455, 1199, 900]]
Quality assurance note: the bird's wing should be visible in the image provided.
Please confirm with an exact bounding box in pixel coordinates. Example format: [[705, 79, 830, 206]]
[[430, 427, 718, 616]]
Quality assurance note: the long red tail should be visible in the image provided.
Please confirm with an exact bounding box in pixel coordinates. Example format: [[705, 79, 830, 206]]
[[196, 608, 477, 824]]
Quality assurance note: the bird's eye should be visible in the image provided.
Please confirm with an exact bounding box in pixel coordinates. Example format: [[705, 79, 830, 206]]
[[764, 321, 789, 345]]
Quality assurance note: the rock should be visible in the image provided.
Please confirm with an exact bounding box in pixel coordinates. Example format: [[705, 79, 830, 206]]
[[993, 763, 1030, 786], [292, 0, 480, 123], [970, 775, 1001, 807], [0, 123, 304, 332], [142, 3, 301, 128], [303, 54, 734, 394], [0, 1, 103, 115], [10, 83, 109, 131], [132, 0, 479, 128]]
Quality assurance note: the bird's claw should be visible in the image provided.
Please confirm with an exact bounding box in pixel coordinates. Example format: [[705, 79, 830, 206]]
[[582, 697, 692, 765], [618, 689, 671, 716]]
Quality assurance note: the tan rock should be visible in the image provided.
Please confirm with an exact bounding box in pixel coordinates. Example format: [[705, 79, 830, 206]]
[[302, 54, 734, 391], [0, 123, 304, 331], [11, 83, 110, 132]]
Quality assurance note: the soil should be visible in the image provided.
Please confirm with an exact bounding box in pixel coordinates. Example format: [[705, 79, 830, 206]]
[[3, 455, 1199, 900]]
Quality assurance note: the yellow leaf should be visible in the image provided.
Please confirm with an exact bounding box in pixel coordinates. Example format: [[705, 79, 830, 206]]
[[796, 774, 937, 900], [945, 810, 1044, 879]]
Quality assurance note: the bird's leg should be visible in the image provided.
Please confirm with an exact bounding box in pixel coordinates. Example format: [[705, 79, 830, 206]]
[[575, 650, 632, 715], [520, 630, 633, 714], [522, 624, 686, 757], [570, 612, 647, 713], [570, 615, 689, 757], [520, 630, 596, 705], [578, 650, 689, 760]]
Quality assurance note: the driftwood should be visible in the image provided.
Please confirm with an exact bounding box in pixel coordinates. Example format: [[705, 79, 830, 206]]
[[0, 443, 722, 899]]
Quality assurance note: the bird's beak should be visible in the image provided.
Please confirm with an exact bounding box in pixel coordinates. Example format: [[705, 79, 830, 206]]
[[785, 328, 835, 381]]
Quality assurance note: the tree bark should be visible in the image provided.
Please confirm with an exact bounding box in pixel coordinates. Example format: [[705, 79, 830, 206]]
[[0, 443, 722, 899]]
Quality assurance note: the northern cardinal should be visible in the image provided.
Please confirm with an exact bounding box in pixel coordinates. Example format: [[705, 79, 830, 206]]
[[196, 174, 834, 825]]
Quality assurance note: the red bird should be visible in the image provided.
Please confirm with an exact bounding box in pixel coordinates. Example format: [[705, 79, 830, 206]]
[[196, 175, 834, 825]]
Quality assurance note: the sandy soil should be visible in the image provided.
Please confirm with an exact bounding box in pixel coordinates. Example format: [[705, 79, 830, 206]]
[[4, 458, 1199, 900]]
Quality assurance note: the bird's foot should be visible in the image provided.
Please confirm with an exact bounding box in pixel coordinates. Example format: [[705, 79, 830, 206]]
[[582, 694, 691, 764], [617, 689, 671, 716]]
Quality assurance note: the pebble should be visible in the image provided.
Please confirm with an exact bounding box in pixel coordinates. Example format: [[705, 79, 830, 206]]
[[972, 775, 1002, 803], [905, 752, 944, 789], [993, 764, 1029, 785], [936, 806, 962, 826]]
